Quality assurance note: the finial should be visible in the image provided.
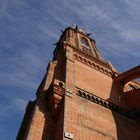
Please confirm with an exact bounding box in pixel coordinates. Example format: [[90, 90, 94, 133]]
[[60, 30, 64, 33], [71, 24, 74, 27], [87, 33, 92, 36], [53, 42, 58, 45], [75, 25, 78, 30], [70, 24, 75, 29]]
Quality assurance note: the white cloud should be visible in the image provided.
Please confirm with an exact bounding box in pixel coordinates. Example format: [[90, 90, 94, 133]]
[[123, 0, 140, 14], [0, 95, 27, 122], [0, 49, 47, 90], [120, 29, 140, 42]]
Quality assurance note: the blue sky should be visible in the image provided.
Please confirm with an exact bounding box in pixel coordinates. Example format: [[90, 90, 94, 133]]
[[0, 0, 140, 139]]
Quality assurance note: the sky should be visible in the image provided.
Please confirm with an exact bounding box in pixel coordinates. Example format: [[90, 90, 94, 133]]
[[0, 0, 140, 139]]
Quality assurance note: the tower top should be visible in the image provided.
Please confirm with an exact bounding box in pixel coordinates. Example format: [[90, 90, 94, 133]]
[[63, 26, 95, 42], [53, 26, 106, 67]]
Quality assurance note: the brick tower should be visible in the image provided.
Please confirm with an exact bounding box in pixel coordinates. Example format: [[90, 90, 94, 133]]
[[17, 26, 140, 140]]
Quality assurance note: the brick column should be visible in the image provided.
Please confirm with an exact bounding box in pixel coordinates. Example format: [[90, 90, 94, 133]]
[[63, 46, 75, 140]]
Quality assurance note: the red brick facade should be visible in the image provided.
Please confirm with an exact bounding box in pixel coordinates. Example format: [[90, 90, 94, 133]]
[[17, 27, 140, 140]]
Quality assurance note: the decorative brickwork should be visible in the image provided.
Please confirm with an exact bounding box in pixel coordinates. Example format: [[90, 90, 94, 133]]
[[46, 83, 65, 120], [17, 26, 140, 140], [73, 53, 112, 77], [77, 88, 140, 120]]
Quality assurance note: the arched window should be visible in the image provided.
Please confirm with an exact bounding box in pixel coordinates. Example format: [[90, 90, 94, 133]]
[[128, 84, 137, 91], [80, 37, 90, 48]]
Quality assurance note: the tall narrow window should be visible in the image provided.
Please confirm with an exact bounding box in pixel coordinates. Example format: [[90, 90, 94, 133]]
[[80, 37, 90, 49]]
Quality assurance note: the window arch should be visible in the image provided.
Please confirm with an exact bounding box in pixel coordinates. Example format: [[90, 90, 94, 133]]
[[123, 82, 139, 92], [80, 36, 90, 48], [128, 84, 137, 90]]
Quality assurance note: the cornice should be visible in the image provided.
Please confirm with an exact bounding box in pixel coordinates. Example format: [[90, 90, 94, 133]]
[[76, 88, 140, 121], [63, 41, 113, 77], [63, 41, 110, 67], [73, 53, 113, 77]]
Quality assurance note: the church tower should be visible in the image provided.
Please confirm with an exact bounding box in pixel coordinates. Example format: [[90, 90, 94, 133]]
[[17, 26, 140, 140]]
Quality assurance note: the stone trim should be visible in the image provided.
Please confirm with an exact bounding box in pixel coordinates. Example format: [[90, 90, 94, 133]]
[[77, 88, 140, 120], [73, 53, 113, 77], [65, 89, 73, 98], [64, 132, 73, 139]]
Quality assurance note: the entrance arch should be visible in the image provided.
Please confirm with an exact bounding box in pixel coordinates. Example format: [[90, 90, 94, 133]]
[[115, 65, 140, 107]]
